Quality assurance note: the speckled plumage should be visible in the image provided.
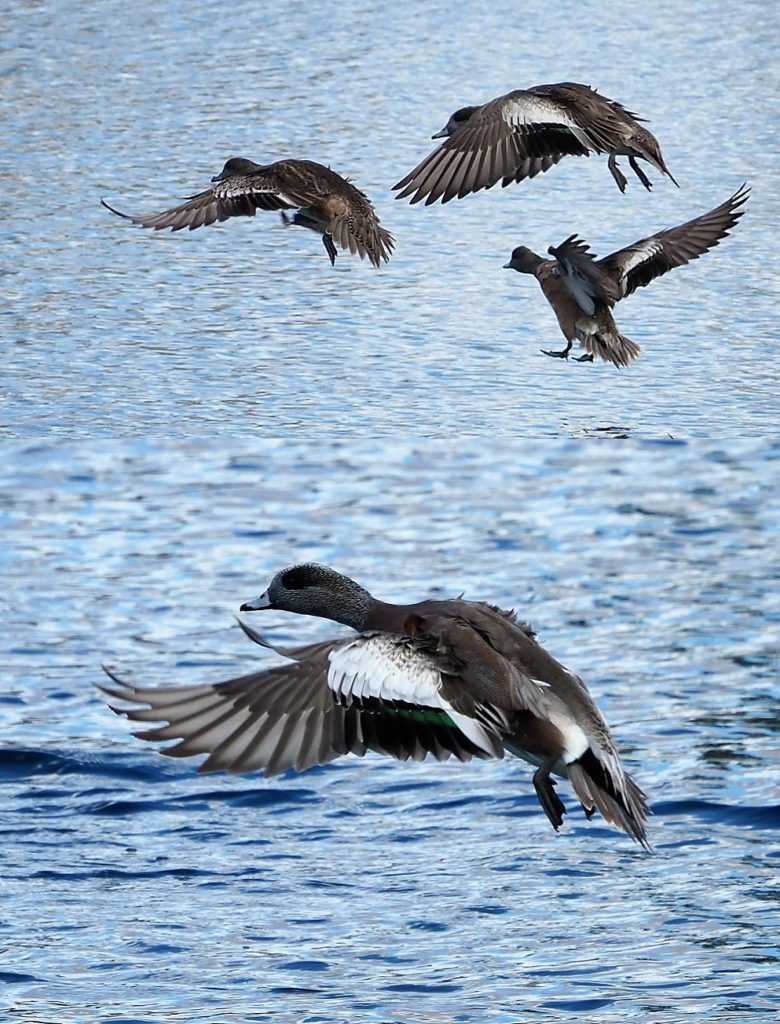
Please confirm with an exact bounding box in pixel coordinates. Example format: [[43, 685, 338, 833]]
[[102, 157, 394, 267]]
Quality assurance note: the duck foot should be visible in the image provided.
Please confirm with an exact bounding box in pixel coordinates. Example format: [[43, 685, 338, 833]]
[[608, 154, 628, 193], [629, 155, 653, 191], [541, 347, 571, 359], [322, 233, 338, 266], [533, 766, 567, 831], [574, 353, 594, 363]]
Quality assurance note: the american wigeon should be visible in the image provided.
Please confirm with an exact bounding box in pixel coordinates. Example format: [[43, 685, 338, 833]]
[[393, 82, 678, 205], [101, 563, 651, 848], [504, 185, 749, 367], [101, 157, 394, 267]]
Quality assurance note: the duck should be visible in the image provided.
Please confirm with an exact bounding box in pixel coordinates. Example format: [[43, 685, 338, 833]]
[[504, 185, 749, 367], [100, 562, 651, 848], [392, 82, 678, 205], [101, 157, 394, 267]]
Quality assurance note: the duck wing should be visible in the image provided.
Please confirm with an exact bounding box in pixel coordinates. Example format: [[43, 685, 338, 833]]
[[393, 89, 594, 206], [547, 235, 622, 313], [99, 622, 500, 776], [100, 170, 296, 232], [598, 184, 750, 298], [272, 160, 395, 267]]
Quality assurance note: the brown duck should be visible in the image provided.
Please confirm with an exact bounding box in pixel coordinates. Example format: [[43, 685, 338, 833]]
[[101, 562, 651, 849], [504, 185, 749, 367], [393, 82, 678, 205], [101, 157, 394, 267]]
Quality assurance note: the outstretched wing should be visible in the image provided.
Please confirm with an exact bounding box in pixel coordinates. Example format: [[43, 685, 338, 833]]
[[599, 184, 750, 298], [99, 627, 502, 776], [100, 173, 296, 232], [393, 90, 593, 206]]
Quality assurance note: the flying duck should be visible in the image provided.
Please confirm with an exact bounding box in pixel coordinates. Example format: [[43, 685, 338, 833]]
[[393, 82, 678, 205], [504, 185, 749, 367], [100, 562, 651, 848], [101, 157, 394, 267]]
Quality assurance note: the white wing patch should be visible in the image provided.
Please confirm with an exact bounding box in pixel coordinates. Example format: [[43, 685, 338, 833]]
[[327, 636, 499, 757], [617, 240, 664, 279], [503, 95, 594, 150]]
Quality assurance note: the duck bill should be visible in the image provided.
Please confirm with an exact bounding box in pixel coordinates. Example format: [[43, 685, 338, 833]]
[[239, 591, 272, 612], [431, 126, 450, 140]]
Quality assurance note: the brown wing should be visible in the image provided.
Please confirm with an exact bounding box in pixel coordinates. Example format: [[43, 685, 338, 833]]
[[599, 185, 750, 297], [529, 83, 633, 151], [547, 235, 623, 311], [99, 623, 485, 775], [100, 173, 295, 232], [393, 90, 593, 206], [273, 160, 395, 267]]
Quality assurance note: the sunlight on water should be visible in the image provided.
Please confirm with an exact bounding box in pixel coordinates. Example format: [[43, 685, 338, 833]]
[[2, 439, 779, 1022]]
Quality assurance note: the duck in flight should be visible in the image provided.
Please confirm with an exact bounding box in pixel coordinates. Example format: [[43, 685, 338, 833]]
[[100, 562, 651, 848], [101, 157, 394, 267], [393, 82, 678, 205], [504, 185, 749, 367]]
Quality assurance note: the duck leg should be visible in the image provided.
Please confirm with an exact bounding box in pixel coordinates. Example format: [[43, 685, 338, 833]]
[[280, 210, 338, 265], [321, 233, 338, 265], [533, 763, 567, 831], [607, 154, 628, 193], [629, 156, 653, 191], [541, 339, 573, 359]]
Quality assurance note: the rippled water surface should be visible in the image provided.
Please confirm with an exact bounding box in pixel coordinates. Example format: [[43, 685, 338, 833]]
[[2, 440, 779, 1022], [2, 0, 778, 436]]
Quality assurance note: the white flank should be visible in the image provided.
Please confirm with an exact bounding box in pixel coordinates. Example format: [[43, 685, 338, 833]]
[[327, 637, 499, 756], [548, 710, 589, 763]]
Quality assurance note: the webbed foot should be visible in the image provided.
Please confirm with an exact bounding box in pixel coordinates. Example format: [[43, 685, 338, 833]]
[[608, 154, 628, 193], [629, 156, 653, 191], [322, 234, 338, 266], [533, 766, 567, 831], [541, 347, 572, 359]]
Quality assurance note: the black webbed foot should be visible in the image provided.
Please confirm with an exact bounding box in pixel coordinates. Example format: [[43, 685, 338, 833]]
[[322, 233, 338, 266], [607, 154, 628, 194], [533, 766, 567, 831], [574, 352, 594, 363], [629, 156, 653, 191], [541, 347, 572, 359]]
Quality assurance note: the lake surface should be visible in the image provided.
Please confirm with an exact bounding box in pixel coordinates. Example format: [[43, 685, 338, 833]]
[[2, 439, 779, 1023], [2, 0, 778, 437]]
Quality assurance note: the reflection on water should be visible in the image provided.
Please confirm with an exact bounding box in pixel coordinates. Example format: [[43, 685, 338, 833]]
[[2, 439, 779, 1022]]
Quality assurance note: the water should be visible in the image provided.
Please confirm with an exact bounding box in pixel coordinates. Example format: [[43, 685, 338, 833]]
[[2, 0, 778, 436], [2, 440, 779, 1022]]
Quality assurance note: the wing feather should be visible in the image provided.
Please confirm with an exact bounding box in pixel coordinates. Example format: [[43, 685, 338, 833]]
[[599, 185, 750, 297], [100, 174, 295, 233]]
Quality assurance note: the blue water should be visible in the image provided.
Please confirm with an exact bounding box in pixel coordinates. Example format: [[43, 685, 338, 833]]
[[2, 440, 779, 1022], [2, 0, 778, 436]]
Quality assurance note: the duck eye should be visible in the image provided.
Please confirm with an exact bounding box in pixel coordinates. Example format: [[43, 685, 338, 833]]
[[281, 566, 313, 590]]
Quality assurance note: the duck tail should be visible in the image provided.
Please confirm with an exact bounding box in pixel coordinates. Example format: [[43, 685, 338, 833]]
[[568, 755, 652, 850], [329, 215, 395, 268], [580, 329, 641, 368]]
